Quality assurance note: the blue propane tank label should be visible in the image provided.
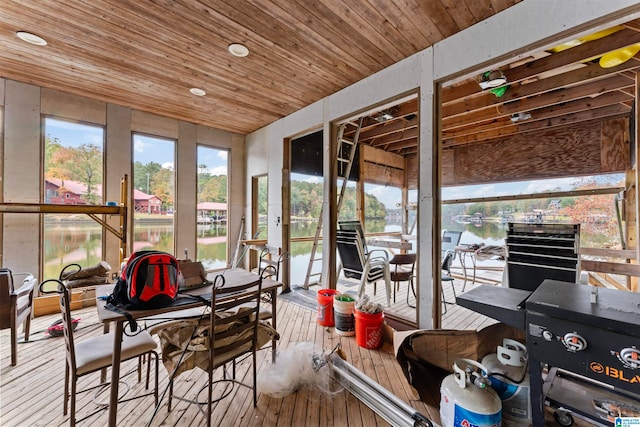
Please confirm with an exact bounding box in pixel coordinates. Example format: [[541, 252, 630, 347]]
[[490, 376, 530, 420], [453, 405, 501, 427]]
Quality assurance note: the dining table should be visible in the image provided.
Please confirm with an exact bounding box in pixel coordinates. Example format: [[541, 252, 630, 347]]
[[95, 267, 281, 426]]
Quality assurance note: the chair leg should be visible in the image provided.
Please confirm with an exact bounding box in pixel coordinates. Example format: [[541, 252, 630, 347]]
[[252, 351, 257, 407], [384, 272, 391, 307], [145, 353, 151, 389], [153, 352, 159, 406], [10, 323, 17, 366], [63, 363, 70, 416], [406, 279, 416, 309], [70, 372, 77, 427], [24, 316, 31, 342]]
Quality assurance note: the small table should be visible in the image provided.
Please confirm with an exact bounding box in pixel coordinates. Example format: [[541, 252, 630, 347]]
[[96, 268, 281, 426], [454, 245, 477, 290]]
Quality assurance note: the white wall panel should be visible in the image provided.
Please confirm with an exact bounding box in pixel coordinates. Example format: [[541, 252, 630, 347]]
[[3, 81, 41, 274]]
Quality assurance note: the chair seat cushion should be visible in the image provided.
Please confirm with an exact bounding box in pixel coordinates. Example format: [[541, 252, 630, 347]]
[[75, 331, 157, 376]]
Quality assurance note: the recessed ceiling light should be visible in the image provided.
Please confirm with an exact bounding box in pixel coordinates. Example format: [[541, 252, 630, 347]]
[[228, 43, 249, 57], [16, 31, 47, 46], [189, 88, 206, 96]]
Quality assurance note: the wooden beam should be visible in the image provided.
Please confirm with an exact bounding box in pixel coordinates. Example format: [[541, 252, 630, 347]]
[[443, 102, 630, 147], [441, 27, 640, 104], [443, 64, 638, 131], [443, 73, 634, 120]]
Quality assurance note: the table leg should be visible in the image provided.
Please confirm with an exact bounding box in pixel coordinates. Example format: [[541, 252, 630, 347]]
[[270, 288, 277, 363], [458, 252, 468, 287], [101, 322, 110, 383], [462, 254, 477, 292], [108, 320, 123, 426]]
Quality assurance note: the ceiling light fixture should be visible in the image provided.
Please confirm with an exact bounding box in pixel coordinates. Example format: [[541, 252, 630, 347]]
[[189, 88, 206, 96], [228, 43, 249, 57], [374, 111, 394, 122], [511, 112, 532, 123], [16, 31, 47, 46], [478, 70, 508, 90]]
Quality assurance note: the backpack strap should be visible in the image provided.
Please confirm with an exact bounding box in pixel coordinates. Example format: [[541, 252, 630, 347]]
[[105, 301, 138, 332]]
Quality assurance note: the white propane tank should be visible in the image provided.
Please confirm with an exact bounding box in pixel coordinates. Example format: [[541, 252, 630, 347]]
[[482, 338, 531, 426], [440, 358, 502, 427]]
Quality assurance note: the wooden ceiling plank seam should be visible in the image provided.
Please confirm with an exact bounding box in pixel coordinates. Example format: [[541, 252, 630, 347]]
[[0, 3, 319, 113], [386, 0, 445, 46], [358, 0, 432, 52], [0, 38, 299, 119], [462, 0, 497, 22], [439, 0, 478, 30], [208, 2, 377, 80], [66, 0, 341, 101], [315, 0, 414, 62], [417, 0, 464, 38], [0, 55, 279, 133], [262, 0, 393, 71], [85, 0, 358, 95]]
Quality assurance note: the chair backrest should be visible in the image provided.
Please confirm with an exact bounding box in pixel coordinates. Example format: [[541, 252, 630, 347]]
[[258, 247, 290, 281], [0, 269, 36, 330], [336, 230, 367, 277], [209, 273, 263, 367], [441, 251, 454, 273], [48, 280, 78, 374], [338, 220, 368, 254], [389, 253, 416, 271], [441, 230, 463, 258], [0, 269, 13, 329]]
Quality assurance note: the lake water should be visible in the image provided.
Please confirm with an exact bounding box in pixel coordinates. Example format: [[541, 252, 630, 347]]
[[43, 218, 511, 281]]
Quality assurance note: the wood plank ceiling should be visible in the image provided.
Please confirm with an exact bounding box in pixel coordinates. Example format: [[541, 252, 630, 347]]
[[0, 0, 520, 135]]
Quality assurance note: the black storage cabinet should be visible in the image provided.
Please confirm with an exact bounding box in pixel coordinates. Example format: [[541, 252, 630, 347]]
[[506, 223, 580, 292]]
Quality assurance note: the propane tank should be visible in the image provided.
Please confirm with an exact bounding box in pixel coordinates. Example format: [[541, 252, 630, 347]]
[[440, 358, 502, 427], [482, 338, 531, 426]]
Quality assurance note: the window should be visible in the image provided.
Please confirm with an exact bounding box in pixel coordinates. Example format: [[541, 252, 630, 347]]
[[132, 134, 175, 252], [441, 174, 625, 248], [43, 117, 104, 278], [196, 146, 228, 269]]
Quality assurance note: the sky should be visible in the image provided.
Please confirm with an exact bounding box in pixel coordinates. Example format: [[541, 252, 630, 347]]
[[45, 117, 228, 175]]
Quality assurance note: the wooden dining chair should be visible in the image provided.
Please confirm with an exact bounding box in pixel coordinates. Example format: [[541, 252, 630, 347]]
[[389, 253, 417, 306], [41, 279, 159, 426], [0, 269, 36, 366], [166, 273, 265, 427]]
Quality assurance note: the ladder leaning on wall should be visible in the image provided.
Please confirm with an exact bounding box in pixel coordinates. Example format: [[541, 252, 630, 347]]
[[302, 118, 364, 289]]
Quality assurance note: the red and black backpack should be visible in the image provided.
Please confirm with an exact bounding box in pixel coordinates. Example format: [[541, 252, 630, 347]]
[[107, 250, 183, 310]]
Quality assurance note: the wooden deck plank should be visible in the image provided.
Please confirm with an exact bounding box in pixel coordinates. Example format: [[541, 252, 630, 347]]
[[1, 285, 507, 427]]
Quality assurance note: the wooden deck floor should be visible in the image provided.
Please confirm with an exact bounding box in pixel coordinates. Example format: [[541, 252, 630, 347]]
[[1, 295, 439, 426], [1, 271, 585, 426]]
